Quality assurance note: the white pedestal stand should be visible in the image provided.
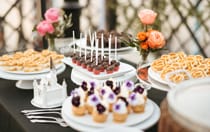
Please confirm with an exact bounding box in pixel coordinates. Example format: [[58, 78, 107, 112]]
[[71, 68, 137, 85]]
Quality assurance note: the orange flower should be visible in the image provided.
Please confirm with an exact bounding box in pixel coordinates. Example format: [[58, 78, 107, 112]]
[[140, 41, 149, 50], [147, 30, 165, 49], [137, 32, 147, 41]]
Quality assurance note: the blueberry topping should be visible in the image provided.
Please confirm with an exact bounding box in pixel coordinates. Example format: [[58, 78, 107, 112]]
[[96, 103, 106, 114], [134, 85, 144, 94], [71, 96, 80, 107], [81, 81, 88, 91]]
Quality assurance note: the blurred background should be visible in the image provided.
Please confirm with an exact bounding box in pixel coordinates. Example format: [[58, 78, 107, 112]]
[[0, 0, 210, 58]]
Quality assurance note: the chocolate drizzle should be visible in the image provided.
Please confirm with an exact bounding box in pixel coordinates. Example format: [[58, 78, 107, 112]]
[[96, 103, 106, 114], [113, 86, 121, 95], [106, 80, 113, 89], [118, 96, 129, 106]]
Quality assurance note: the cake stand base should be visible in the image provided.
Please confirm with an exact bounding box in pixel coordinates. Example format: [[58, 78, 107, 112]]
[[71, 68, 137, 85], [16, 80, 34, 89]]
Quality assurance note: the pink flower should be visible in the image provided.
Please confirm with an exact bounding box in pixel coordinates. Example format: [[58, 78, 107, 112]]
[[138, 9, 157, 25], [147, 30, 165, 49], [44, 8, 60, 23], [36, 20, 54, 36]]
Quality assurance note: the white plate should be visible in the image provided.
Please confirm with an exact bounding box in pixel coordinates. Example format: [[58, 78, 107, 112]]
[[63, 57, 134, 79], [61, 99, 160, 132], [167, 77, 210, 131], [71, 68, 137, 85], [74, 38, 132, 52], [31, 98, 62, 108], [0, 63, 66, 81], [136, 64, 170, 92], [148, 76, 170, 92], [0, 63, 63, 75], [97, 126, 143, 132], [62, 97, 154, 128], [148, 67, 168, 85]]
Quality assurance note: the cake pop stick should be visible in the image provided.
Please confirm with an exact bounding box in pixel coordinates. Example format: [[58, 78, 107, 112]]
[[88, 28, 92, 41], [90, 35, 94, 62], [115, 36, 117, 60], [84, 33, 87, 60], [108, 35, 112, 65], [101, 33, 104, 60], [72, 30, 75, 53], [96, 39, 99, 65], [79, 33, 82, 57]]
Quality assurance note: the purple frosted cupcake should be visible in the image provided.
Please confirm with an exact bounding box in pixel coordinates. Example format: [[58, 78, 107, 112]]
[[128, 92, 145, 113], [103, 91, 117, 112], [112, 99, 128, 123], [122, 80, 135, 93], [86, 94, 100, 114]]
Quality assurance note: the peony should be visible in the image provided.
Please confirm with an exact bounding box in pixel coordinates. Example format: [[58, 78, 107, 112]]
[[44, 8, 60, 23], [138, 9, 157, 25], [36, 20, 54, 36], [147, 30, 165, 49]]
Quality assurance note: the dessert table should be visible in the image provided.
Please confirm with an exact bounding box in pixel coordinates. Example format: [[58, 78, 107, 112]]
[[0, 64, 167, 132]]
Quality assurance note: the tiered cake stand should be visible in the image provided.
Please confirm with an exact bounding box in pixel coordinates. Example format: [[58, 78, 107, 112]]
[[0, 64, 66, 89]]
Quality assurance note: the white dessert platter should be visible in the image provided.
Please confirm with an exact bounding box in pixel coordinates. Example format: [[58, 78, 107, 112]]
[[167, 77, 210, 132], [0, 63, 63, 75], [63, 57, 135, 80], [61, 97, 160, 131], [0, 63, 66, 89], [71, 66, 137, 85]]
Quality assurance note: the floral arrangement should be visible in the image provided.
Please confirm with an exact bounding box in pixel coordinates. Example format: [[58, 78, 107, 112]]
[[123, 9, 166, 62], [33, 8, 73, 50]]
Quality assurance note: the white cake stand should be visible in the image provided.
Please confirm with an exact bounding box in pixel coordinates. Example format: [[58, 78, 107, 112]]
[[0, 64, 66, 89], [71, 68, 137, 85]]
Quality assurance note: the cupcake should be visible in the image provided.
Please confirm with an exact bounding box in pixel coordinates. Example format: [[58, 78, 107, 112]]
[[92, 101, 108, 123], [112, 99, 128, 123], [128, 92, 145, 113], [121, 80, 135, 93], [103, 91, 117, 112], [133, 84, 148, 101], [71, 94, 86, 116], [117, 96, 131, 113], [86, 94, 100, 114], [99, 85, 112, 97]]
